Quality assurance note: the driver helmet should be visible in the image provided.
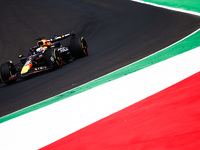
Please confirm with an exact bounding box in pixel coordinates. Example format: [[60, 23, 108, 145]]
[[37, 39, 51, 46]]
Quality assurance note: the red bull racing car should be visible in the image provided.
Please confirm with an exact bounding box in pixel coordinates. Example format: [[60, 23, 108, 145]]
[[0, 32, 88, 84]]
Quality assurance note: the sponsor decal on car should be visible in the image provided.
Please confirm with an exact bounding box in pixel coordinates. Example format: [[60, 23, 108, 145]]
[[34, 66, 47, 71]]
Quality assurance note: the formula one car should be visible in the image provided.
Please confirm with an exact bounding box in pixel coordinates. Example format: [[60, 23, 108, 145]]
[[0, 32, 88, 84]]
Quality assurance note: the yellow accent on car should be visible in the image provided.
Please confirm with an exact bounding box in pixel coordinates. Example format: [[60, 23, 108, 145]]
[[54, 50, 59, 66], [9, 71, 12, 76], [21, 64, 32, 74], [18, 55, 23, 58], [81, 37, 88, 55], [81, 43, 84, 49], [83, 50, 87, 55]]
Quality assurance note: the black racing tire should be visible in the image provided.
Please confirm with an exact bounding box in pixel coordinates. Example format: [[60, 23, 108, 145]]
[[70, 37, 88, 58], [0, 61, 17, 84], [44, 48, 62, 68]]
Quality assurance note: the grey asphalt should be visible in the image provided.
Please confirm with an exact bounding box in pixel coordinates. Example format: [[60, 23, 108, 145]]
[[0, 0, 200, 117]]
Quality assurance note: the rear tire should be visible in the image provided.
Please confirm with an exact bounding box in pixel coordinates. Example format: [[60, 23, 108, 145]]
[[70, 37, 88, 58], [0, 61, 17, 84], [44, 48, 62, 68]]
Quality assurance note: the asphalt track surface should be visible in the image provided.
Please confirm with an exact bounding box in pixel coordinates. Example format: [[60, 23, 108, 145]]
[[0, 0, 200, 117]]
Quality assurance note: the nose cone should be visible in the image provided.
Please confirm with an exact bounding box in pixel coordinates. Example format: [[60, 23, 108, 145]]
[[21, 63, 32, 75]]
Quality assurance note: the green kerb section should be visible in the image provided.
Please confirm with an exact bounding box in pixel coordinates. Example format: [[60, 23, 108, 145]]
[[142, 0, 200, 13], [1, 29, 200, 124]]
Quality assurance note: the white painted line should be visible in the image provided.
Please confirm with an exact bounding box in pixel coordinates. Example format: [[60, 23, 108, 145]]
[[131, 0, 200, 16], [0, 46, 200, 150]]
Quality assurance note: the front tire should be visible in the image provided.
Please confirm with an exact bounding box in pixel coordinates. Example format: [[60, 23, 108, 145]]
[[0, 61, 17, 84], [44, 48, 62, 68], [70, 36, 88, 58]]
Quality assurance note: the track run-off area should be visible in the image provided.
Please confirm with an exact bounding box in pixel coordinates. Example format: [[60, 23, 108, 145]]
[[1, 0, 200, 149]]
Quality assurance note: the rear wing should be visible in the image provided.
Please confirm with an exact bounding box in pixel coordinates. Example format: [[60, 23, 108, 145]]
[[47, 31, 75, 43]]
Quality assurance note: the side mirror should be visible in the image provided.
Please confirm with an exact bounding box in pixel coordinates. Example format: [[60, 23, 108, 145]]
[[18, 54, 24, 58]]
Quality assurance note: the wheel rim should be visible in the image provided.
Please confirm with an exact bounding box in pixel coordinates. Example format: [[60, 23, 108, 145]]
[[54, 50, 62, 66], [81, 37, 88, 56]]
